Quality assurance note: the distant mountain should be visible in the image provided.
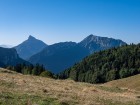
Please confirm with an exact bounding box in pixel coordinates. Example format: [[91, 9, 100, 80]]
[[0, 47, 29, 67], [28, 42, 89, 73], [28, 35, 126, 73], [0, 45, 13, 48], [79, 34, 126, 54], [15, 35, 47, 59], [59, 44, 140, 83]]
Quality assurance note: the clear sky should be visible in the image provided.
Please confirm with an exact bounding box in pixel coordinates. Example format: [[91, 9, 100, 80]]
[[0, 0, 140, 46]]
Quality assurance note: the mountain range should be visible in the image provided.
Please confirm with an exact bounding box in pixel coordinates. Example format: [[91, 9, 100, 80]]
[[28, 34, 126, 73], [0, 34, 126, 73]]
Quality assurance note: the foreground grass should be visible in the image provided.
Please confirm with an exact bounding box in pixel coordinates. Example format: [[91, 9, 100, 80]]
[[0, 68, 140, 105], [0, 92, 59, 105]]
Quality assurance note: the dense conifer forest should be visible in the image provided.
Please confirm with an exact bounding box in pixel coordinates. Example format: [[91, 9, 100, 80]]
[[58, 44, 140, 83]]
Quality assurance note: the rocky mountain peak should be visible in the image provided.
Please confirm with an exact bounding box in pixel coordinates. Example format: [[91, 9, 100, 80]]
[[28, 35, 36, 40], [84, 34, 100, 42]]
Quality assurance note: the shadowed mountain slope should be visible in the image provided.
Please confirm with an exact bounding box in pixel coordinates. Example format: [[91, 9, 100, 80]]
[[0, 47, 29, 67]]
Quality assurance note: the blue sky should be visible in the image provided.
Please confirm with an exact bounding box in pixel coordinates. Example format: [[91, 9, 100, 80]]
[[0, 0, 140, 46]]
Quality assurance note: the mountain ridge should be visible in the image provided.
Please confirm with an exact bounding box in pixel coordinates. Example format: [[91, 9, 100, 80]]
[[79, 34, 126, 53]]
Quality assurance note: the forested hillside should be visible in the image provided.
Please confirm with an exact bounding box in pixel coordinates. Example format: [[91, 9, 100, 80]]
[[59, 44, 140, 83]]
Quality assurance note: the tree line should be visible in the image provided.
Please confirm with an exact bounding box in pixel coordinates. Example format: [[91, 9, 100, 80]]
[[6, 63, 54, 78]]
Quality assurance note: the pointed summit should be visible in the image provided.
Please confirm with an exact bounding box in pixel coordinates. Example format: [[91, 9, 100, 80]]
[[87, 34, 98, 38], [28, 35, 36, 40]]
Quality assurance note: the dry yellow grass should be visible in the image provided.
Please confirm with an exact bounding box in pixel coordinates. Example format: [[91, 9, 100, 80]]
[[104, 74, 140, 91], [0, 68, 140, 105]]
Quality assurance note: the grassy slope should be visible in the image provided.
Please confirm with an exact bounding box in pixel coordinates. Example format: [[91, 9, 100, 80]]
[[0, 68, 140, 105], [104, 74, 140, 91]]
